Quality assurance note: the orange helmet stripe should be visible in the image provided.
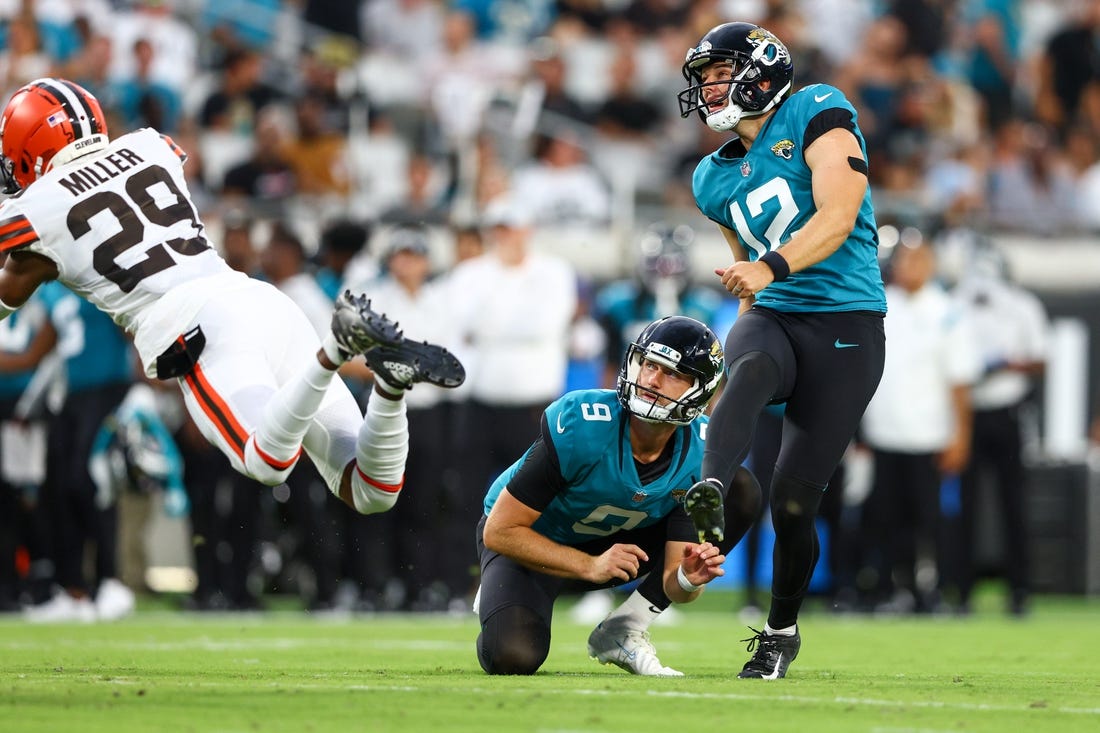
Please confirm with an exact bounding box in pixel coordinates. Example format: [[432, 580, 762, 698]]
[[31, 79, 102, 138]]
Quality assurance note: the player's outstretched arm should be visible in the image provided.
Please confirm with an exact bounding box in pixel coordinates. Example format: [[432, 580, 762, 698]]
[[0, 250, 58, 320], [484, 488, 647, 582]]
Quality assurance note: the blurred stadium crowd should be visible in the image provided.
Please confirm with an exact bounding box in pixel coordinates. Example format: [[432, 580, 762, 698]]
[[2, 0, 1100, 621]]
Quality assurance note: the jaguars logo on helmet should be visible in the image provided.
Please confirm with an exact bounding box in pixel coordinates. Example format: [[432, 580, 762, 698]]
[[678, 22, 795, 132]]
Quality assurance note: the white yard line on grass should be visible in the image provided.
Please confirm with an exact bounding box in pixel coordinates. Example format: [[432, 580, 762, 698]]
[[158, 680, 1100, 717]]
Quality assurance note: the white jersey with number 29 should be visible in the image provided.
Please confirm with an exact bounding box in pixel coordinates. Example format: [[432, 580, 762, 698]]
[[0, 127, 243, 375]]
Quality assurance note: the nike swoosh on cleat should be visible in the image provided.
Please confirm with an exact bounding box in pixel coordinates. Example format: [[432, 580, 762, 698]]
[[833, 339, 859, 349], [556, 413, 566, 434], [615, 641, 637, 660], [763, 653, 783, 680], [814, 92, 833, 103]]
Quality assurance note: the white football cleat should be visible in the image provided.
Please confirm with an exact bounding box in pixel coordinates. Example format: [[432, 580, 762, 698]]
[[95, 578, 136, 621], [24, 589, 97, 623], [587, 618, 684, 677]]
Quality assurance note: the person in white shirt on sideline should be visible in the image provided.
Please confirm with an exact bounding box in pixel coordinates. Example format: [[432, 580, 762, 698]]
[[345, 224, 461, 611], [951, 242, 1049, 616], [443, 194, 578, 604], [857, 237, 982, 614]]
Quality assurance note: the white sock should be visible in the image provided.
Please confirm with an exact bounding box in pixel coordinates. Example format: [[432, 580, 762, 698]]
[[348, 391, 408, 514], [602, 590, 663, 631], [320, 333, 346, 366], [253, 356, 335, 462], [372, 374, 405, 397], [764, 622, 797, 637]]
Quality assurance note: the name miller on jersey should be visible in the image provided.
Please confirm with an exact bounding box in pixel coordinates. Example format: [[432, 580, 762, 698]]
[[57, 147, 146, 197]]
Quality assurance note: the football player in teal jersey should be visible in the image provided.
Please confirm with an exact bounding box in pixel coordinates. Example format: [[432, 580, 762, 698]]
[[677, 22, 887, 678], [475, 316, 759, 676]]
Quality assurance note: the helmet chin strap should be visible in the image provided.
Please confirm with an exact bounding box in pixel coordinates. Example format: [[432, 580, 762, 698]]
[[706, 102, 747, 132], [628, 394, 673, 423], [704, 79, 792, 132]]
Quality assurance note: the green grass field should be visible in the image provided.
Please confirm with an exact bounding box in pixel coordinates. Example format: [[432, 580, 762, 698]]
[[2, 590, 1099, 733]]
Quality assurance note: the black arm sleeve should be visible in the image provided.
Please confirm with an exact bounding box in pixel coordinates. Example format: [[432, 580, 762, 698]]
[[802, 107, 857, 153], [504, 415, 570, 512]]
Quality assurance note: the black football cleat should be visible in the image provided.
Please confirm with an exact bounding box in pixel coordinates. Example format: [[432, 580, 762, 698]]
[[330, 291, 403, 360], [684, 478, 725, 544], [737, 626, 800, 679], [365, 339, 466, 390]]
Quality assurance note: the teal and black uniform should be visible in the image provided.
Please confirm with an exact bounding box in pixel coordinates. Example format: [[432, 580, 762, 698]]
[[594, 282, 723, 368], [482, 390, 706, 545], [476, 389, 721, 674], [0, 287, 66, 608], [46, 285, 135, 597], [693, 83, 885, 314], [692, 82, 886, 487], [691, 84, 887, 636]]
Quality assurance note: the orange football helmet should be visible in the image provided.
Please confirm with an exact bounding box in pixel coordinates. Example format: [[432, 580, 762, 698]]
[[0, 78, 108, 193]]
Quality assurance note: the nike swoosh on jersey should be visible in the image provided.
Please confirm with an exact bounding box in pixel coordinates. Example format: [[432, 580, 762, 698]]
[[814, 92, 833, 103], [556, 413, 566, 434], [834, 339, 859, 349]]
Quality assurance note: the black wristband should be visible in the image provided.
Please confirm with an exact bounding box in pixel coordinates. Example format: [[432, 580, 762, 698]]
[[760, 250, 791, 281]]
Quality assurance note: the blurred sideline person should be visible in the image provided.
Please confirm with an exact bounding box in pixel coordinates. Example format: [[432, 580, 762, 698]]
[[476, 317, 752, 676], [346, 224, 457, 610], [445, 194, 577, 603], [0, 79, 465, 542], [0, 284, 60, 613], [858, 240, 980, 614], [88, 381, 189, 598], [677, 23, 886, 678], [594, 222, 723, 387], [28, 288, 139, 623], [951, 243, 1049, 615]]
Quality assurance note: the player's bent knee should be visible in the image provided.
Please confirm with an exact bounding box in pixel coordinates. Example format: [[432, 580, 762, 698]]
[[727, 350, 779, 385], [770, 469, 824, 533], [242, 454, 295, 486], [243, 438, 299, 486], [477, 606, 550, 675], [349, 469, 402, 515]]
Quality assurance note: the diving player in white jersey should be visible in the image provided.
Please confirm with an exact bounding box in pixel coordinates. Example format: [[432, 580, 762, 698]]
[[0, 78, 465, 516]]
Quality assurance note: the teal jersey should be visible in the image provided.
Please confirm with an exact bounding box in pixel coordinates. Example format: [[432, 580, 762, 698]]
[[0, 286, 69, 399], [64, 296, 134, 392], [483, 390, 708, 545], [693, 84, 886, 313], [0, 303, 45, 399]]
